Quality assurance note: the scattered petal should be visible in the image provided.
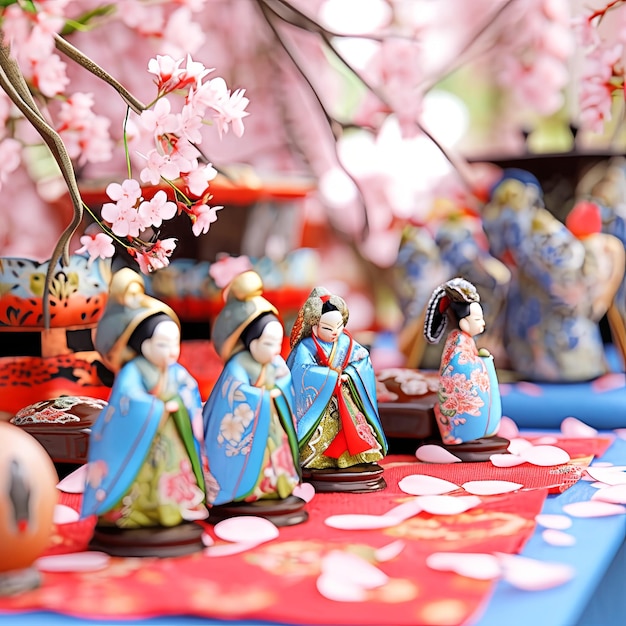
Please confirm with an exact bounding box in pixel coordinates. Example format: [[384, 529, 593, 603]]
[[293, 482, 315, 503], [532, 436, 559, 445], [490, 453, 525, 467], [542, 529, 576, 547], [374, 540, 406, 562], [201, 532, 214, 547], [462, 480, 523, 496], [560, 416, 598, 438], [317, 573, 366, 602], [53, 504, 81, 525], [325, 514, 401, 530], [562, 500, 626, 518], [591, 484, 626, 505], [213, 516, 279, 544], [591, 372, 626, 392], [415, 444, 462, 463], [417, 494, 482, 515], [507, 438, 534, 455], [398, 474, 459, 496], [614, 428, 626, 440], [584, 467, 626, 486], [383, 499, 423, 521], [497, 416, 519, 439], [321, 550, 389, 589], [535, 514, 572, 530], [519, 445, 570, 467], [205, 540, 262, 557], [426, 552, 501, 580], [36, 551, 110, 572], [56, 465, 87, 493], [497, 553, 575, 590]]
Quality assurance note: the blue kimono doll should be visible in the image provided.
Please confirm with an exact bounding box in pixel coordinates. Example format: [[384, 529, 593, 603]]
[[424, 277, 502, 446], [82, 276, 207, 553], [286, 288, 388, 482], [202, 271, 304, 522]]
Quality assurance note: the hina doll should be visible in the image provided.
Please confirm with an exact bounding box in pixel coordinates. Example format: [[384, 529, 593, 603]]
[[286, 287, 388, 492], [202, 270, 306, 526], [424, 278, 504, 456], [82, 270, 207, 557]]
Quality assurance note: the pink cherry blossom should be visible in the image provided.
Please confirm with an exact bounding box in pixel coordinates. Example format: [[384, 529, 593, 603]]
[[75, 232, 116, 265], [209, 255, 254, 288], [0, 138, 22, 187], [135, 237, 178, 273], [148, 55, 184, 92], [140, 97, 180, 136], [182, 162, 218, 197], [106, 179, 143, 208], [33, 54, 70, 97], [178, 103, 204, 144], [138, 190, 177, 228], [213, 88, 250, 138], [162, 7, 205, 58], [101, 202, 143, 238], [191, 203, 222, 236]]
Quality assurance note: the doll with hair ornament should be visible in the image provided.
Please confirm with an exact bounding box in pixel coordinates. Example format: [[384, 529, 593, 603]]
[[424, 277, 508, 461], [202, 271, 307, 526], [82, 268, 208, 556], [286, 287, 388, 492]]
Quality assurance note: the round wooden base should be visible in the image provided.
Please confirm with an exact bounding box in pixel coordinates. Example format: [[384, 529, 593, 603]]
[[302, 463, 387, 493], [438, 436, 511, 462], [89, 522, 206, 558], [207, 495, 309, 527], [0, 567, 40, 596]]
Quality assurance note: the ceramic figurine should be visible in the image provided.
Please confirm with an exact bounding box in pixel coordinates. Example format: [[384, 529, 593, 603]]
[[202, 270, 307, 526], [82, 269, 208, 557], [482, 168, 624, 382], [0, 422, 58, 595], [424, 278, 507, 460], [286, 287, 388, 492]]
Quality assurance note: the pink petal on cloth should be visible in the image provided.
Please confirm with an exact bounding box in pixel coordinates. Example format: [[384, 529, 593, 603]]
[[515, 381, 543, 397], [325, 514, 402, 530], [614, 428, 626, 440], [213, 516, 279, 544], [507, 438, 534, 455], [490, 454, 526, 468], [321, 550, 389, 589], [382, 499, 423, 521], [560, 416, 598, 438], [398, 474, 459, 496], [591, 484, 626, 505], [53, 504, 81, 525], [541, 529, 576, 547], [497, 416, 519, 439], [293, 482, 316, 503], [591, 372, 626, 393], [562, 500, 626, 518], [415, 444, 462, 463], [317, 573, 366, 602], [461, 480, 523, 496], [519, 445, 570, 467], [36, 551, 110, 573], [584, 466, 626, 485], [56, 465, 87, 493], [375, 540, 406, 562], [201, 532, 215, 547], [535, 514, 572, 530], [532, 436, 559, 445], [416, 494, 482, 515], [426, 552, 501, 580], [496, 553, 575, 590], [205, 540, 263, 557]]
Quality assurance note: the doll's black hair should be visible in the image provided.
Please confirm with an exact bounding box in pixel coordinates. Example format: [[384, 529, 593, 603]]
[[241, 312, 281, 349], [128, 312, 174, 354]]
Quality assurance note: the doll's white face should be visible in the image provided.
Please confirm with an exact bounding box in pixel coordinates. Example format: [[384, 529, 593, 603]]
[[314, 310, 344, 343], [249, 320, 284, 365], [141, 320, 181, 370], [459, 301, 485, 337]]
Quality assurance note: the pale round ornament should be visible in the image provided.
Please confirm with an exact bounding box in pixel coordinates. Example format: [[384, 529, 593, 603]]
[[0, 422, 59, 595]]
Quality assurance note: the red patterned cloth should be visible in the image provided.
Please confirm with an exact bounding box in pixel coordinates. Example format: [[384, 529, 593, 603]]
[[0, 436, 611, 626]]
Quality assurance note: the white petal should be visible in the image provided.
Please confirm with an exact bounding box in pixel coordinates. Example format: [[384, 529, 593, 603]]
[[462, 480, 523, 496], [417, 494, 481, 515], [497, 554, 575, 590], [591, 484, 626, 505], [293, 482, 316, 503], [321, 550, 388, 589], [519, 445, 570, 467], [584, 467, 626, 486], [53, 504, 80, 525], [497, 416, 519, 440], [535, 514, 572, 530], [213, 516, 279, 543], [490, 453, 526, 467], [398, 474, 459, 496], [325, 514, 401, 530], [542, 529, 576, 547], [205, 540, 262, 557], [56, 465, 87, 493], [426, 552, 501, 580], [316, 573, 366, 602], [383, 499, 423, 521], [374, 540, 406, 562], [562, 500, 626, 518], [560, 416, 598, 438], [415, 444, 462, 463], [507, 438, 534, 455], [36, 551, 110, 572]]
